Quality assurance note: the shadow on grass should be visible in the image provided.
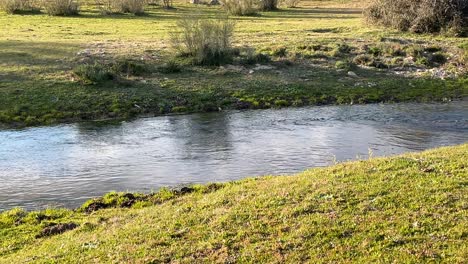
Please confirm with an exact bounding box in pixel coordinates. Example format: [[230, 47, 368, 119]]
[[0, 40, 81, 67]]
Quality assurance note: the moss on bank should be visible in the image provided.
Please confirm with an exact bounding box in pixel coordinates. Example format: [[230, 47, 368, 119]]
[[1, 144, 467, 262], [1, 69, 467, 128]]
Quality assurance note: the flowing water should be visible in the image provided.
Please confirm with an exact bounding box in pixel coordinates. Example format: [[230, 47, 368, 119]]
[[0, 102, 467, 211]]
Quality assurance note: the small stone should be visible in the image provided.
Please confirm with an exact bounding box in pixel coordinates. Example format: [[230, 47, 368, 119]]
[[252, 64, 275, 71], [348, 71, 358, 77], [225, 64, 245, 72], [77, 49, 91, 56]]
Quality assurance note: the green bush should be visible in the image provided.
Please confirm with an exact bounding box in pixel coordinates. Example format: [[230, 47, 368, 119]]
[[0, 208, 26, 228], [158, 60, 182, 73], [274, 99, 289, 107], [335, 60, 353, 71], [171, 15, 236, 66], [42, 0, 79, 16], [416, 56, 430, 66], [73, 63, 114, 84], [381, 44, 406, 57], [331, 43, 352, 57], [406, 45, 425, 58], [368, 46, 382, 57], [335, 43, 352, 54], [365, 0, 467, 35], [270, 46, 287, 57], [221, 0, 257, 16], [112, 59, 148, 76]]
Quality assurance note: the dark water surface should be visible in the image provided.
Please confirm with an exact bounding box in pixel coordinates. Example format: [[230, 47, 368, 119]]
[[1, 102, 467, 211]]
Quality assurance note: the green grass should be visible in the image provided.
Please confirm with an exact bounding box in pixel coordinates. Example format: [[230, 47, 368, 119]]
[[0, 0, 467, 127], [0, 144, 467, 262]]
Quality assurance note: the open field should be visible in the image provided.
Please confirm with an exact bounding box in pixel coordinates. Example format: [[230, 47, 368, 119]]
[[0, 0, 467, 127], [0, 144, 467, 262]]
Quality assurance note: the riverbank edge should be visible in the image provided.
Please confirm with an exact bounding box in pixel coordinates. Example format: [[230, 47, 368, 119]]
[[1, 143, 467, 262], [1, 75, 467, 129]]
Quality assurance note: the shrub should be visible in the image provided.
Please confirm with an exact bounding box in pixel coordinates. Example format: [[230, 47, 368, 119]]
[[379, 44, 406, 57], [0, 0, 39, 14], [335, 60, 353, 71], [367, 46, 381, 57], [282, 0, 299, 8], [274, 99, 289, 107], [241, 49, 271, 65], [221, 0, 257, 16], [120, 0, 144, 14], [389, 57, 404, 66], [112, 59, 148, 76], [406, 45, 425, 58], [96, 0, 144, 15], [158, 60, 182, 73], [270, 46, 287, 57], [171, 15, 236, 65], [0, 208, 26, 228], [73, 63, 114, 84], [365, 0, 468, 35], [42, 0, 79, 16], [416, 56, 430, 66], [331, 43, 352, 57], [161, 0, 172, 9], [259, 0, 278, 11], [95, 0, 117, 14], [353, 54, 374, 66]]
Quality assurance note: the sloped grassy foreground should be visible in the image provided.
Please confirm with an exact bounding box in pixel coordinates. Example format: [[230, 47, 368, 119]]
[[1, 144, 467, 263]]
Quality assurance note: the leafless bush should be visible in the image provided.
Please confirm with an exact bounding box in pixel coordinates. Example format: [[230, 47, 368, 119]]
[[42, 0, 79, 15], [145, 0, 159, 5], [0, 0, 39, 14], [120, 0, 144, 14], [95, 0, 120, 14], [259, 0, 277, 11], [365, 0, 468, 35], [96, 0, 144, 15], [161, 0, 172, 9], [282, 0, 299, 8], [171, 15, 235, 65], [221, 0, 257, 16]]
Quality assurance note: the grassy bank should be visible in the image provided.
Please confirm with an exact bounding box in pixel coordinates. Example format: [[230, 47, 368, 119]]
[[0, 0, 467, 127], [1, 144, 467, 262]]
